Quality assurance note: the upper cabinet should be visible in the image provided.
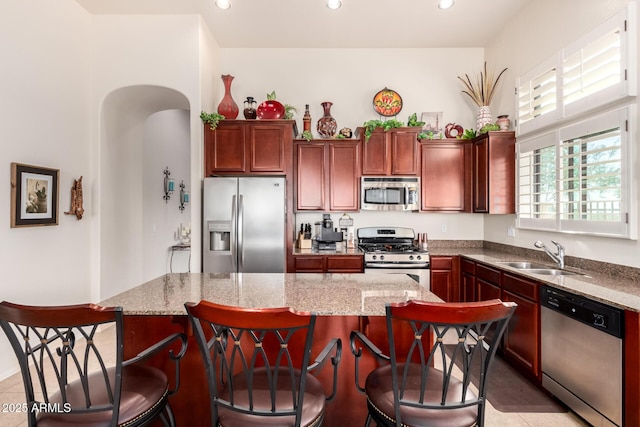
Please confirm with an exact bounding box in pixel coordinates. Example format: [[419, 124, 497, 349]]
[[359, 127, 420, 176], [472, 131, 515, 214], [295, 140, 360, 212], [204, 120, 294, 176], [420, 139, 472, 212]]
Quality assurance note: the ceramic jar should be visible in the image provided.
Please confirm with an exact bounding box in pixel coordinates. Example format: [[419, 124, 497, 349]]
[[316, 101, 337, 138], [496, 114, 511, 131]]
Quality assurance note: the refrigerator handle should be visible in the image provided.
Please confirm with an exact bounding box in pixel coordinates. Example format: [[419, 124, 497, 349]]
[[238, 194, 244, 270], [231, 194, 237, 271]]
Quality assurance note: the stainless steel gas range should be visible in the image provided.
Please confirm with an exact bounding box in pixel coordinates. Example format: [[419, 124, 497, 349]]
[[358, 227, 430, 289]]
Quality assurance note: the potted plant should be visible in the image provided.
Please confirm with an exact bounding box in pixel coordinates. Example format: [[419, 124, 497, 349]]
[[200, 111, 225, 130]]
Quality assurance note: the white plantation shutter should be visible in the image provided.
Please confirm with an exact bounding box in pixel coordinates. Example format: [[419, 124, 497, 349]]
[[517, 59, 559, 136], [517, 107, 634, 238], [516, 132, 557, 231], [516, 2, 635, 137]]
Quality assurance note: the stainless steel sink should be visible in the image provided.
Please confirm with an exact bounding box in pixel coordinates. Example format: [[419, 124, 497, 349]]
[[524, 268, 582, 276], [495, 261, 551, 269]]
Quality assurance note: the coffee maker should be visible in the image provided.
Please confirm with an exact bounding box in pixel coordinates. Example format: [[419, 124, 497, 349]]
[[316, 214, 343, 250]]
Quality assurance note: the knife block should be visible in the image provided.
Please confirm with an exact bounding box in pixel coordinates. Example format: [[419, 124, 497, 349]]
[[297, 232, 312, 249]]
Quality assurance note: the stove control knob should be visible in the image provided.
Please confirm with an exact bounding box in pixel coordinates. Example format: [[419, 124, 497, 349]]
[[409, 255, 414, 260], [380, 255, 385, 261], [372, 255, 377, 260], [416, 255, 422, 260]]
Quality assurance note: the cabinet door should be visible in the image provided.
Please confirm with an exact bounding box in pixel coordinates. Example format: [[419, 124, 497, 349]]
[[502, 289, 540, 378], [390, 129, 419, 175], [249, 124, 287, 173], [430, 256, 457, 302], [361, 131, 389, 175], [472, 131, 515, 214], [460, 258, 476, 302], [473, 137, 489, 212], [476, 279, 501, 301], [204, 123, 246, 174], [293, 256, 325, 272], [296, 143, 325, 210], [420, 141, 471, 211], [328, 142, 360, 211], [326, 255, 364, 273]]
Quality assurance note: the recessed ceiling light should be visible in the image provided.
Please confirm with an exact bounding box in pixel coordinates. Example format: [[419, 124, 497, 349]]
[[215, 0, 231, 10], [327, 0, 342, 10], [438, 0, 455, 10]]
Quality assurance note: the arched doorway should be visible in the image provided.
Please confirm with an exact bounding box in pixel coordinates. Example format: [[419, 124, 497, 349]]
[[100, 85, 190, 300]]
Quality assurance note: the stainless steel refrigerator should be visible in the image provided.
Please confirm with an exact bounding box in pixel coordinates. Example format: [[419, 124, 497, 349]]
[[203, 177, 286, 273]]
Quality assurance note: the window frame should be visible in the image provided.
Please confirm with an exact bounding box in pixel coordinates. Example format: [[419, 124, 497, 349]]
[[515, 2, 636, 137], [516, 106, 636, 239]]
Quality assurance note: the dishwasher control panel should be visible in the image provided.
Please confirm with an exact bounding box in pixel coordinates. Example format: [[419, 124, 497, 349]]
[[540, 286, 623, 338]]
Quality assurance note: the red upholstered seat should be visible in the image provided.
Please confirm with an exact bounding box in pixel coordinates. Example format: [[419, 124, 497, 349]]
[[38, 365, 169, 427], [0, 301, 187, 427], [350, 299, 516, 427], [185, 300, 342, 427]]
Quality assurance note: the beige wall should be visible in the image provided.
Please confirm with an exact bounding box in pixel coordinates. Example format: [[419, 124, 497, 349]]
[[483, 0, 640, 268]]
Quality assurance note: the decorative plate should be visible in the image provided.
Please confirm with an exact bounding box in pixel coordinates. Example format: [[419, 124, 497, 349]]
[[373, 88, 403, 117]]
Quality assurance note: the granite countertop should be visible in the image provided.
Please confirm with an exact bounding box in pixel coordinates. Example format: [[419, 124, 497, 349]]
[[100, 272, 438, 316], [430, 245, 640, 312]]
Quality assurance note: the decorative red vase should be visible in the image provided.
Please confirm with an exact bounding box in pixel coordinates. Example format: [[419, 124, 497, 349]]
[[217, 74, 239, 119], [256, 99, 285, 119], [316, 101, 337, 138]]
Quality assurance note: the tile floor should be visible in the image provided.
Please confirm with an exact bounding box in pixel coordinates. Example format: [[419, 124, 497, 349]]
[[0, 326, 589, 427]]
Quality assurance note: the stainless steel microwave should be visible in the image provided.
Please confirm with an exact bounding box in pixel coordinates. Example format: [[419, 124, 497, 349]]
[[361, 177, 420, 211]]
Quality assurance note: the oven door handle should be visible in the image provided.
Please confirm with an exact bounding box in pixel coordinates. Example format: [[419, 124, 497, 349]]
[[366, 262, 430, 269]]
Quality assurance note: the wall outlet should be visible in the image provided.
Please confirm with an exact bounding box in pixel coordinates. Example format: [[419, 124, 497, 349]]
[[441, 224, 447, 233], [507, 226, 515, 237]]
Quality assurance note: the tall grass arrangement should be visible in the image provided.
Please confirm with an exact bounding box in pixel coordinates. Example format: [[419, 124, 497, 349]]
[[458, 62, 508, 107]]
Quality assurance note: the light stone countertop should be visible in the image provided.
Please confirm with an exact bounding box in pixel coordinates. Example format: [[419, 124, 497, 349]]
[[449, 249, 640, 312], [100, 272, 439, 316]]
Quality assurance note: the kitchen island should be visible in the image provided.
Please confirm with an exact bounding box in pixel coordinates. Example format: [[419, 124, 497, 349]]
[[101, 272, 440, 426]]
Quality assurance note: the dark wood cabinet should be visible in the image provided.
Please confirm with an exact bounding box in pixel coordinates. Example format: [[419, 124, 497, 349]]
[[501, 273, 540, 381], [472, 131, 515, 214], [460, 258, 476, 302], [293, 254, 364, 273], [295, 140, 360, 211], [430, 256, 460, 302], [360, 128, 420, 176], [420, 140, 472, 212], [475, 263, 501, 301], [204, 120, 294, 176], [460, 258, 541, 381]]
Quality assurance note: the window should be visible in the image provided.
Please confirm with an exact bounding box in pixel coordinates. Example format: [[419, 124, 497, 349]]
[[515, 3, 635, 136], [516, 107, 635, 239]]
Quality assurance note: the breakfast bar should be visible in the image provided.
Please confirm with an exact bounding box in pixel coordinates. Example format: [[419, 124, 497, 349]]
[[100, 272, 440, 425]]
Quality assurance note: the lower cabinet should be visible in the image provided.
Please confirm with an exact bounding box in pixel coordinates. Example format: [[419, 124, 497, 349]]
[[430, 256, 460, 302], [501, 273, 540, 381], [293, 255, 364, 273], [460, 258, 541, 381]]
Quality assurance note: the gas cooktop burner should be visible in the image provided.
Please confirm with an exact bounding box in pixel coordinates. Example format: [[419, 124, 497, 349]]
[[358, 244, 427, 254]]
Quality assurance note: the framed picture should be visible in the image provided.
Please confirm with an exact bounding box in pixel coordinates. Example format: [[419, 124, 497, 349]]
[[10, 163, 60, 228], [421, 111, 444, 136]]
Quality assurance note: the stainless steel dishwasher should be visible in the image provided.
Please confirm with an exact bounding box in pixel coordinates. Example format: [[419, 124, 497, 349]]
[[540, 285, 624, 427]]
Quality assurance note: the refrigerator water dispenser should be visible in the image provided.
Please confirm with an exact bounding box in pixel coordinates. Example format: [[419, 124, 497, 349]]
[[208, 221, 231, 252]]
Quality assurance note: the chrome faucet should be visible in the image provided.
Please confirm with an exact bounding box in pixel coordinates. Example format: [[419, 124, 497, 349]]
[[534, 240, 565, 269]]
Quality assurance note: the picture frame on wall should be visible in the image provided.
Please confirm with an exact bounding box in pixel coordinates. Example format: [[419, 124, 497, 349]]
[[10, 163, 60, 228]]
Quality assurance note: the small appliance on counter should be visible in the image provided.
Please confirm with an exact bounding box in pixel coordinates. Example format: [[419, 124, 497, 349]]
[[316, 214, 343, 251], [339, 214, 356, 249]]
